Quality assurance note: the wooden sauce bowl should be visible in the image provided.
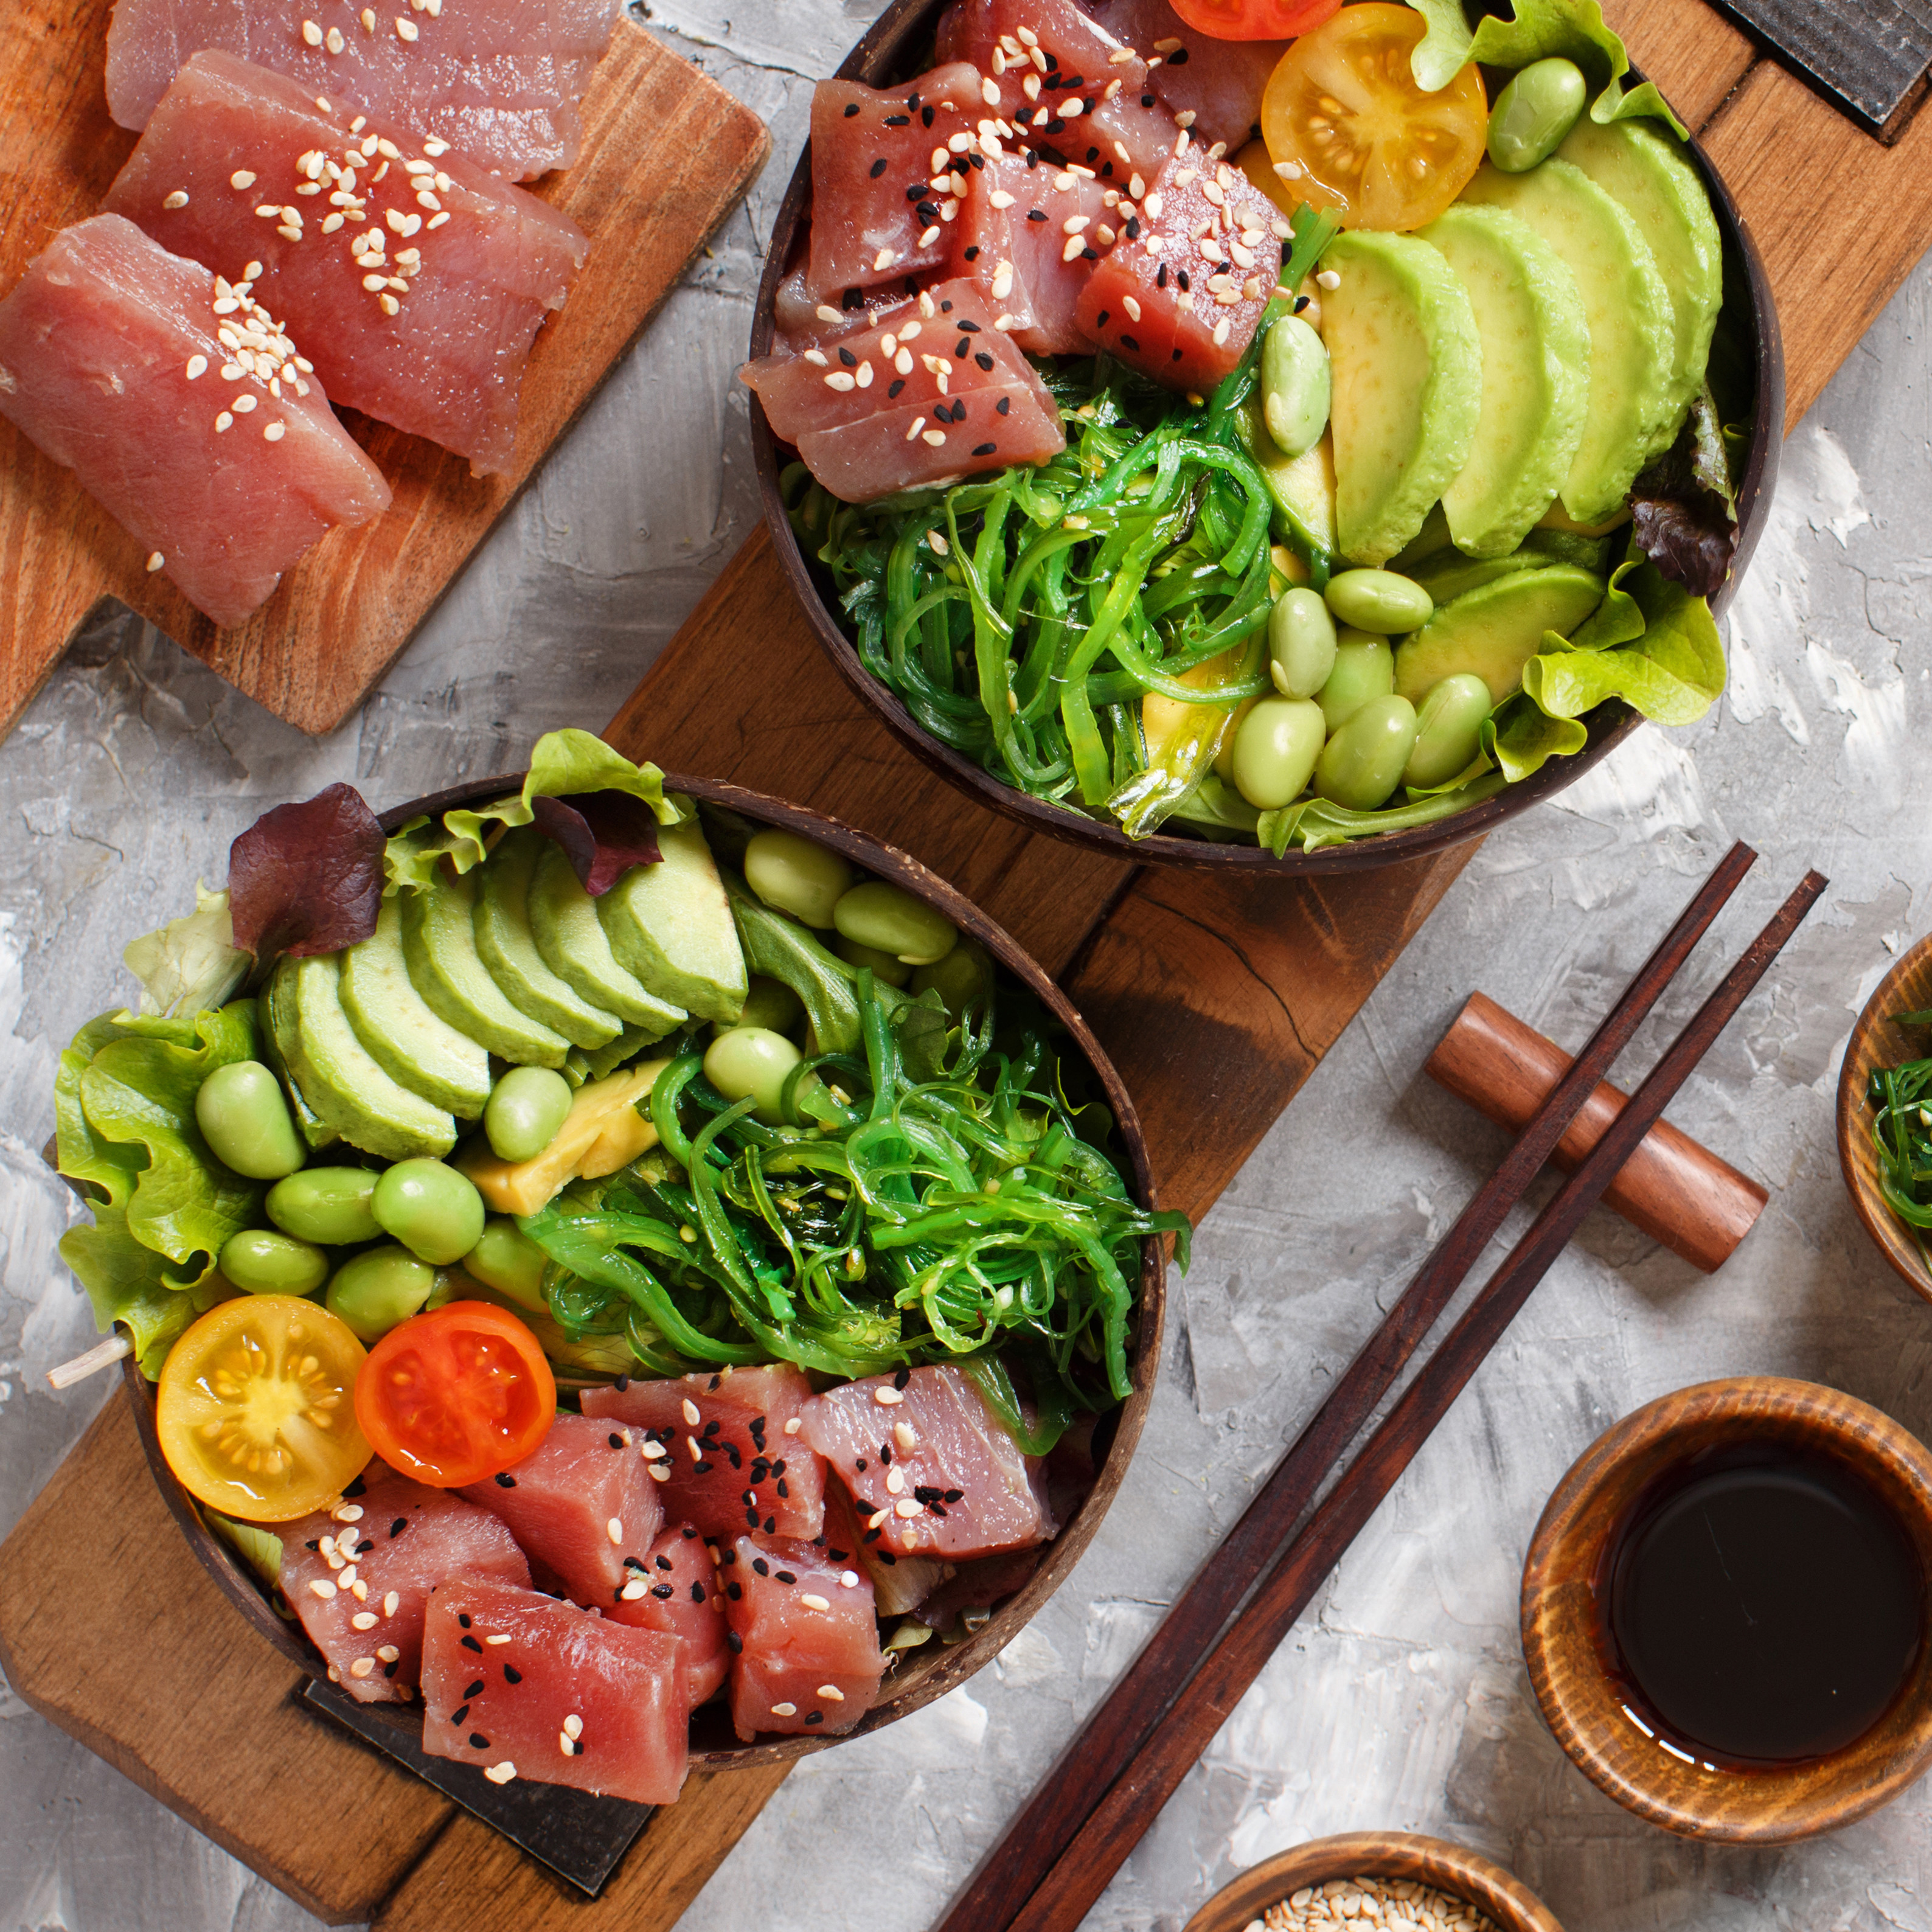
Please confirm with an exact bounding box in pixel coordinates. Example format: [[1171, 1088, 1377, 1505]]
[[115, 770, 1169, 1771], [1837, 930, 1932, 1302], [1183, 1831, 1562, 1932], [1521, 1376, 1932, 1841]]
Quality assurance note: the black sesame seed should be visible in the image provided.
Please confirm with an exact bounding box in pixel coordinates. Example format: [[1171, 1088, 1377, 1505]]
[[843, 286, 864, 310], [1168, 46, 1190, 63], [652, 1583, 675, 1599], [746, 1507, 760, 1527], [914, 1486, 942, 1503], [765, 1516, 777, 1532], [504, 1665, 523, 1684], [1157, 262, 1169, 288], [943, 1489, 964, 1503], [878, 1548, 897, 1565], [1082, 247, 1097, 262], [1102, 159, 1116, 178], [495, 1472, 516, 1489], [773, 1460, 787, 1476], [940, 299, 954, 311], [1294, 294, 1310, 313], [996, 397, 1011, 415], [838, 346, 857, 367], [843, 102, 860, 117], [743, 1489, 758, 1507], [683, 1525, 698, 1539], [975, 351, 995, 371], [655, 1554, 672, 1571], [469, 1732, 490, 1750], [461, 1635, 482, 1653], [884, 113, 909, 126], [727, 1630, 743, 1653], [777, 1478, 790, 1497], [1026, 151, 1040, 169], [752, 1558, 770, 1576], [870, 158, 889, 179], [625, 1556, 646, 1572], [905, 182, 928, 203], [1172, 347, 1184, 361], [1122, 333, 1140, 351], [930, 1502, 949, 1517], [971, 151, 985, 169], [453, 1703, 470, 1724], [695, 1461, 714, 1474], [863, 1528, 881, 1545], [1047, 117, 1065, 133], [305, 1538, 319, 1551], [608, 1433, 624, 1450], [1027, 209, 1048, 222], [464, 1680, 485, 1698], [1062, 73, 1084, 88], [973, 440, 999, 455], [829, 1546, 849, 1561], [692, 1580, 707, 1602], [1178, 270, 1191, 292], [906, 91, 921, 110], [383, 1660, 400, 1679], [1125, 217, 1141, 240], [776, 1570, 796, 1585], [894, 1368, 911, 1390], [922, 104, 936, 127], [344, 1476, 366, 1498], [855, 1458, 869, 1472], [458, 1614, 472, 1628], [727, 1581, 743, 1600], [880, 1445, 893, 1466], [1141, 91, 1156, 106], [806, 1711, 824, 1725], [614, 1374, 631, 1391]]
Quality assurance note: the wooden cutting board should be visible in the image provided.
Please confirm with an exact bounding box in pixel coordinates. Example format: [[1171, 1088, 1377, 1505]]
[[0, 3, 1926, 1928], [0, 7, 768, 741]]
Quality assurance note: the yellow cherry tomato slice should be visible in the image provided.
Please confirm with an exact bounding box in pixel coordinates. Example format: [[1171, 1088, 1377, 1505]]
[[157, 1295, 371, 1522], [1261, 4, 1488, 232]]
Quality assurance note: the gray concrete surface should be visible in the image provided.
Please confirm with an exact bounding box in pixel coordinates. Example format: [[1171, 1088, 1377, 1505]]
[[3, 5, 1930, 1928]]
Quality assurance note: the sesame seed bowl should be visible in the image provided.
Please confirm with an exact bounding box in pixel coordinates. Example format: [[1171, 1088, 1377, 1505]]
[[111, 769, 1169, 1774], [746, 0, 1783, 873]]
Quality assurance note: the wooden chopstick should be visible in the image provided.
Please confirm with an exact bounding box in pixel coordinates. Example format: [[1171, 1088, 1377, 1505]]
[[931, 842, 1759, 1932], [1003, 866, 1826, 1932]]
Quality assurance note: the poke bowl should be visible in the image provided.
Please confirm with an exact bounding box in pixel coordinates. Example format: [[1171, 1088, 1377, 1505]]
[[745, 0, 1782, 870], [57, 733, 1175, 1792]]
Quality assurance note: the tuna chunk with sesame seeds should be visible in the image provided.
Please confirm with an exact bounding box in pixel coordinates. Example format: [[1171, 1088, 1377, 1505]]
[[0, 214, 389, 630], [950, 152, 1115, 356], [1085, 0, 1287, 154], [457, 1413, 663, 1611], [740, 277, 1065, 503], [770, 254, 918, 359], [1075, 145, 1284, 392], [279, 1463, 530, 1704], [608, 1521, 732, 1707], [580, 1363, 827, 1545], [822, 1482, 950, 1618], [722, 1534, 884, 1742], [103, 54, 588, 476], [800, 1364, 1058, 1562], [421, 1578, 690, 1804], [104, 0, 621, 182]]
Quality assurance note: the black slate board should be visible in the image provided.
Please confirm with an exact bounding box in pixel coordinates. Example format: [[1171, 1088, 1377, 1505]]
[[1711, 0, 1932, 137]]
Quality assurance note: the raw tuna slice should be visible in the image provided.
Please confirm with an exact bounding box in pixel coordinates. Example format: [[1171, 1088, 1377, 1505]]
[[103, 54, 587, 475], [0, 214, 389, 629], [1076, 144, 1285, 392], [609, 1521, 731, 1706], [772, 259, 917, 358], [1085, 0, 1285, 152], [104, 0, 622, 182], [721, 1534, 884, 1741], [279, 1462, 530, 1704], [580, 1363, 827, 1543], [807, 64, 985, 301], [800, 1364, 1058, 1561], [421, 1578, 689, 1803], [459, 1413, 663, 1609], [741, 277, 1066, 502], [822, 1481, 948, 1617], [951, 153, 1116, 355]]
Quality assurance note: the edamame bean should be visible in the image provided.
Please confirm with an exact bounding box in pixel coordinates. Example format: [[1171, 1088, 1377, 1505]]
[[1487, 57, 1586, 172], [726, 975, 805, 1037], [372, 1159, 486, 1266], [219, 1228, 330, 1296], [265, 1166, 380, 1246], [834, 934, 912, 988], [1268, 586, 1338, 699], [1229, 697, 1326, 810], [485, 1065, 574, 1163], [1405, 673, 1493, 789], [744, 829, 853, 928], [194, 1061, 305, 1180], [912, 939, 993, 1018], [326, 1245, 436, 1343], [1315, 630, 1394, 733], [464, 1218, 551, 1313], [1316, 695, 1419, 810], [1260, 314, 1330, 459], [704, 1025, 808, 1125], [1323, 569, 1433, 636], [833, 881, 957, 965]]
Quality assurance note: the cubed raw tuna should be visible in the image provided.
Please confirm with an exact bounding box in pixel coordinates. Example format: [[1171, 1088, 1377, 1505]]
[[807, 64, 986, 300], [0, 214, 390, 628], [580, 1363, 827, 1543], [279, 1463, 530, 1704], [951, 152, 1116, 355], [1086, 0, 1287, 152], [822, 1482, 949, 1617], [103, 54, 588, 476], [104, 0, 622, 181], [458, 1413, 662, 1610], [609, 1521, 731, 1706], [800, 1364, 1058, 1561], [721, 1535, 884, 1741], [741, 277, 1066, 502], [1075, 144, 1285, 392], [421, 1578, 689, 1804]]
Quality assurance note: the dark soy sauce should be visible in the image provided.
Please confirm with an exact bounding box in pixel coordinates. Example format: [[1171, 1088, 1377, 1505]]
[[1603, 1443, 1926, 1766]]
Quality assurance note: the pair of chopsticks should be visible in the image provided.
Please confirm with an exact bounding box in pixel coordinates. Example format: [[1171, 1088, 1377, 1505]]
[[933, 841, 1824, 1932]]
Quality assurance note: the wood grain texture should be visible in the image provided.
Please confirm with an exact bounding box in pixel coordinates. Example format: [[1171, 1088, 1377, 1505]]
[[0, 11, 769, 739], [1603, 0, 1759, 131], [1521, 1376, 1932, 1841], [1426, 990, 1768, 1273]]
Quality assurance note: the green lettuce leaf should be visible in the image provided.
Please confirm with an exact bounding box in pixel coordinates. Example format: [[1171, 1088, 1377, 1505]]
[[1259, 770, 1507, 855], [1561, 555, 1647, 652], [1466, 0, 1689, 138], [1484, 693, 1591, 782], [1520, 565, 1725, 726], [58, 1206, 234, 1375], [121, 883, 251, 1019], [1407, 0, 1476, 89], [206, 1511, 284, 1588]]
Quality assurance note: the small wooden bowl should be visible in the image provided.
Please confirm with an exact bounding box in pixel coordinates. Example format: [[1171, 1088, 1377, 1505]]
[[1183, 1831, 1563, 1932], [1521, 1376, 1932, 1841], [1836, 930, 1932, 1302], [111, 770, 1168, 1772]]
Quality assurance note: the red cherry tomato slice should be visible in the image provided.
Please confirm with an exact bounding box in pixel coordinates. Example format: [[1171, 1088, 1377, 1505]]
[[1168, 0, 1342, 42], [353, 1301, 555, 1487]]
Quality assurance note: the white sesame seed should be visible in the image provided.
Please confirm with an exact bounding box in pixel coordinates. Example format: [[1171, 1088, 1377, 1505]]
[[295, 182, 321, 195], [378, 293, 400, 314], [485, 1633, 512, 1646], [339, 1565, 358, 1588], [558, 1733, 577, 1756], [352, 1611, 378, 1629], [162, 189, 190, 211], [263, 421, 287, 442], [824, 370, 857, 392], [144, 551, 165, 572], [648, 1462, 670, 1481], [426, 212, 450, 228], [396, 16, 419, 39], [363, 273, 387, 291], [873, 247, 897, 272], [993, 313, 1020, 331], [919, 225, 940, 246], [816, 1682, 846, 1699], [895, 1497, 923, 1517], [606, 1517, 624, 1545], [874, 1386, 905, 1406], [1123, 295, 1142, 323], [376, 1644, 399, 1662], [1063, 214, 1089, 234], [641, 1436, 669, 1457], [801, 1594, 831, 1611], [484, 1762, 516, 1784], [893, 1422, 918, 1453], [184, 354, 208, 380], [361, 4, 375, 26], [423, 137, 448, 156], [563, 1713, 584, 1739], [277, 225, 302, 240], [1017, 24, 1037, 44], [325, 24, 344, 50], [681, 1398, 701, 1425], [620, 1579, 648, 1599], [322, 213, 344, 232], [1212, 318, 1232, 345], [314, 95, 332, 111], [255, 203, 280, 218], [214, 412, 232, 432], [886, 1467, 906, 1495], [361, 134, 380, 157], [1176, 109, 1197, 128], [784, 1416, 802, 1434], [349, 1656, 374, 1677], [230, 170, 257, 192], [1062, 235, 1086, 262], [301, 19, 322, 45], [770, 1702, 797, 1717], [1316, 268, 1341, 290]]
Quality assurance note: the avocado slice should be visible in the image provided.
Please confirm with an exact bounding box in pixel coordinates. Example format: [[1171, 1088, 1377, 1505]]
[[1419, 205, 1588, 560], [401, 869, 571, 1068], [283, 953, 456, 1161], [259, 970, 338, 1150], [528, 841, 688, 1032], [1237, 397, 1336, 569], [1321, 230, 1483, 567], [1394, 565, 1608, 707], [476, 828, 624, 1050], [1408, 529, 1612, 605], [1557, 117, 1721, 416], [338, 896, 492, 1117], [597, 809, 749, 1025], [1459, 159, 1676, 526]]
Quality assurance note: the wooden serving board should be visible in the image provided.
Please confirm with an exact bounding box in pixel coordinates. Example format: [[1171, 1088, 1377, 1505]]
[[0, 2, 1927, 1927], [0, 8, 768, 740]]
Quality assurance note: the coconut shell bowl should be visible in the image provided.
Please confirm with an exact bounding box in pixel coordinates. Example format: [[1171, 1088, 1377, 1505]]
[[117, 770, 1168, 1771]]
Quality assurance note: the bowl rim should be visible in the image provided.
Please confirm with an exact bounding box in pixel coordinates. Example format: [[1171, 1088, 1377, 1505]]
[[1520, 1374, 1932, 1842], [116, 766, 1169, 1773], [1180, 1829, 1564, 1932], [744, 0, 1786, 872]]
